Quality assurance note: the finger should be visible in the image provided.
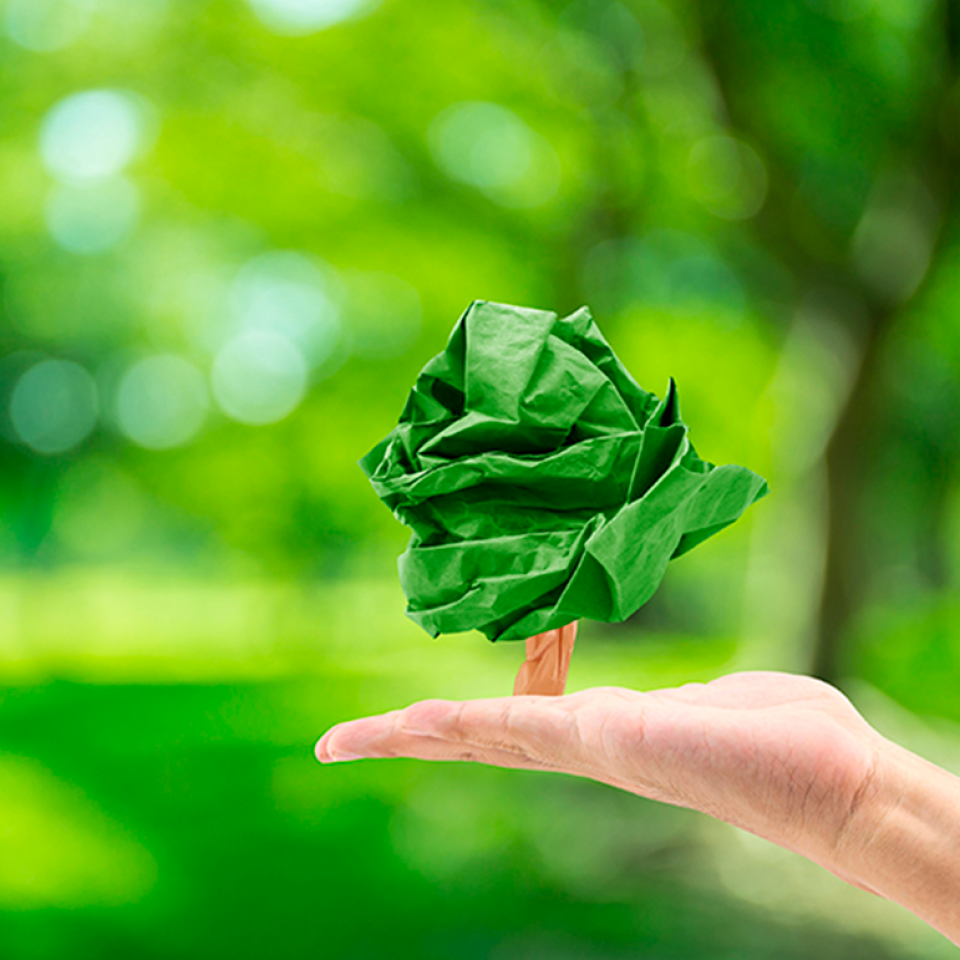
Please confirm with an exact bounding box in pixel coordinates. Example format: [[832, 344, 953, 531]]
[[315, 709, 561, 772], [400, 696, 587, 768], [319, 729, 559, 771], [315, 710, 403, 761], [316, 696, 587, 770]]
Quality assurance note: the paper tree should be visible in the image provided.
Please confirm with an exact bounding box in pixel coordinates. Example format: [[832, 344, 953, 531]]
[[361, 301, 768, 695]]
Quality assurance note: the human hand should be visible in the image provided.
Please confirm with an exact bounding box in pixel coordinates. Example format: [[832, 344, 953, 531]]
[[315, 671, 960, 944], [317, 672, 879, 872]]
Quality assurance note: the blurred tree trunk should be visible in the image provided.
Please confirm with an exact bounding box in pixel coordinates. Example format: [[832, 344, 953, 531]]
[[813, 0, 960, 683], [813, 310, 888, 683], [698, 0, 960, 685]]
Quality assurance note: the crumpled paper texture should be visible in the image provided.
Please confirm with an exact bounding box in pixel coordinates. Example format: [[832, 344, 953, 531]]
[[360, 300, 768, 642]]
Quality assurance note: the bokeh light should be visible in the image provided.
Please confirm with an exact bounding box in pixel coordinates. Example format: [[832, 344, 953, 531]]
[[4, 0, 94, 52], [245, 0, 380, 35], [0, 351, 42, 443], [342, 270, 421, 361], [688, 135, 768, 220], [229, 251, 342, 369], [211, 331, 307, 425], [116, 355, 209, 450], [45, 176, 140, 254], [9, 359, 98, 455], [40, 89, 146, 183], [428, 101, 562, 208]]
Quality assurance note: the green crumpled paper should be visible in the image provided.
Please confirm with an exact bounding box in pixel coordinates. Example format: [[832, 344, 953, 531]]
[[360, 300, 768, 643]]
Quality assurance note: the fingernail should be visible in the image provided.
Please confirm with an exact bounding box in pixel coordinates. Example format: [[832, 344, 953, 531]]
[[325, 751, 363, 763]]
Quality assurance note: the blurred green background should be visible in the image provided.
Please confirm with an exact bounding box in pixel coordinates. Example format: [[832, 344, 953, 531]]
[[1, 0, 960, 956]]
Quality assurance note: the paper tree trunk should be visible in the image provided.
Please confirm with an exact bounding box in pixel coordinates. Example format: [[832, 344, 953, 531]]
[[513, 622, 578, 696]]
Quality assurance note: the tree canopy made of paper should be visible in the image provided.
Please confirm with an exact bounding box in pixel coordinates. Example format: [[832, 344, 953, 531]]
[[360, 301, 768, 642]]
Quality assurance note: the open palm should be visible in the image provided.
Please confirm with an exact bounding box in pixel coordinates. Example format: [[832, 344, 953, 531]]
[[316, 671, 885, 883]]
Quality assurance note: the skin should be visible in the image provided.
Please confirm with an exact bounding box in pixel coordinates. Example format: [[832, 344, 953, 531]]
[[316, 671, 960, 946]]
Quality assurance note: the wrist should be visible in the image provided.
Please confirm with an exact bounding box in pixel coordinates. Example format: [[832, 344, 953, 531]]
[[836, 738, 960, 944]]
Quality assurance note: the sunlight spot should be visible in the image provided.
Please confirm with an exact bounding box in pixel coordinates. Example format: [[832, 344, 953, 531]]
[[40, 89, 147, 183], [5, 0, 94, 51], [246, 0, 380, 35], [45, 176, 140, 254], [429, 101, 561, 208], [230, 251, 342, 369], [116, 355, 209, 449], [10, 359, 98, 455], [212, 331, 307, 425]]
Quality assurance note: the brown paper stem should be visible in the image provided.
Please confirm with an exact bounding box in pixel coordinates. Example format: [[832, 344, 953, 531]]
[[512, 621, 578, 696]]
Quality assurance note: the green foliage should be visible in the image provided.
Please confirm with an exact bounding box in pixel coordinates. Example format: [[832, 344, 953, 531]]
[[2, 0, 960, 954]]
